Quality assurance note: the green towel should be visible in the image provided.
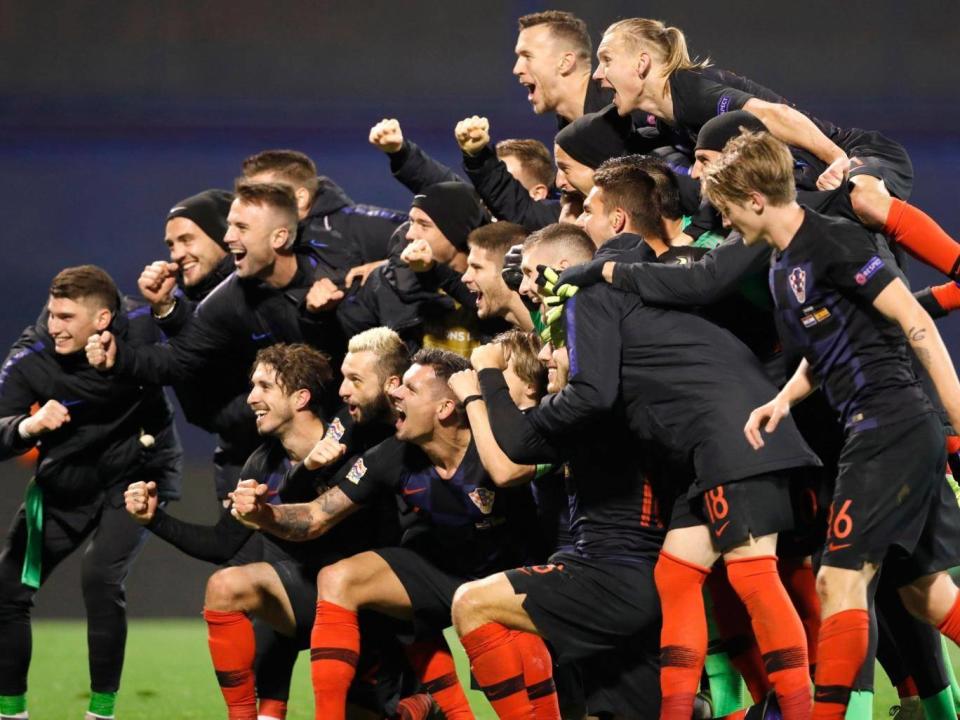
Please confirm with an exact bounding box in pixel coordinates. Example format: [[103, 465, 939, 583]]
[[20, 479, 43, 589]]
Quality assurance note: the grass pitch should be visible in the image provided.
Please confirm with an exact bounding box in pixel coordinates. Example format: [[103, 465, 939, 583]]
[[26, 619, 959, 718]]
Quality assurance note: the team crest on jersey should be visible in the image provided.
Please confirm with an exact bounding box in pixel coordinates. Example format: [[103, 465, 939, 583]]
[[468, 487, 496, 514], [788, 267, 807, 303], [328, 417, 346, 442], [345, 458, 367, 484]]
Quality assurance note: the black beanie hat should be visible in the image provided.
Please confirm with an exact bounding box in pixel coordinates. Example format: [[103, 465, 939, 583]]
[[695, 110, 768, 152], [411, 182, 488, 252], [166, 189, 234, 250], [555, 104, 634, 170]]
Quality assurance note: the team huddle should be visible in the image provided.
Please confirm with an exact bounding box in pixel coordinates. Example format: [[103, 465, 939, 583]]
[[2, 10, 960, 720]]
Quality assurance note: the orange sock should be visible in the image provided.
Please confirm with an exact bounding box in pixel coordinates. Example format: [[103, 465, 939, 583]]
[[896, 677, 919, 699], [726, 556, 811, 720], [258, 698, 287, 719], [778, 557, 822, 671], [937, 591, 960, 643], [512, 631, 560, 719], [931, 281, 960, 312], [655, 551, 710, 720], [310, 601, 359, 720], [204, 608, 258, 720], [403, 639, 474, 720], [813, 609, 870, 720], [707, 564, 771, 702], [884, 197, 960, 279], [460, 622, 533, 719]]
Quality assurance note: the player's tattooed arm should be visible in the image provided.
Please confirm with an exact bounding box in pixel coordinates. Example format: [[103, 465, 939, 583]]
[[875, 278, 960, 426], [266, 486, 359, 541]]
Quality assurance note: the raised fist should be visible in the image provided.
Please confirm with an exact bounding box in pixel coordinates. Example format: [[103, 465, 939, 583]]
[[305, 277, 345, 313], [470, 343, 506, 371], [138, 261, 179, 314], [369, 118, 405, 154], [19, 399, 70, 438], [229, 479, 270, 529], [401, 238, 435, 272], [85, 331, 116, 371], [124, 480, 158, 524], [448, 369, 481, 402], [454, 116, 491, 156], [304, 435, 348, 471]]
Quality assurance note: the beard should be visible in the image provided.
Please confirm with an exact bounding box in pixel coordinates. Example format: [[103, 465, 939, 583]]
[[356, 392, 394, 426]]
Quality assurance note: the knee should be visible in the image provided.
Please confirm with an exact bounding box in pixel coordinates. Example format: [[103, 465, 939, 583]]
[[205, 567, 249, 611], [899, 573, 956, 625], [451, 581, 488, 635], [81, 564, 124, 606], [316, 560, 357, 606], [849, 178, 892, 228]]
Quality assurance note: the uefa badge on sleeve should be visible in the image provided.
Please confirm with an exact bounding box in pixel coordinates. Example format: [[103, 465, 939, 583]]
[[789, 267, 807, 303], [346, 458, 367, 484]]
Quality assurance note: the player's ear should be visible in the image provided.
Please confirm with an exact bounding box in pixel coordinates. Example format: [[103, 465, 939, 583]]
[[637, 52, 650, 80], [558, 50, 576, 76], [94, 308, 112, 332], [271, 226, 290, 250], [749, 191, 765, 214], [294, 186, 312, 216], [436, 396, 457, 422], [383, 375, 401, 395], [529, 183, 550, 201], [611, 208, 627, 233], [292, 388, 311, 411]]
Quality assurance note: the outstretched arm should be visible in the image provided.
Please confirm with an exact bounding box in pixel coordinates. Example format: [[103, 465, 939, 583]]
[[231, 480, 360, 541]]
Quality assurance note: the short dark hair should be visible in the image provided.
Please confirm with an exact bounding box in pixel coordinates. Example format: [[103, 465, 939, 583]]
[[600, 155, 682, 220], [518, 11, 592, 60], [241, 149, 319, 197], [493, 329, 546, 398], [410, 348, 470, 392], [496, 139, 555, 188], [49, 265, 118, 313], [467, 222, 527, 267], [233, 180, 299, 233], [254, 343, 333, 416], [593, 158, 665, 238], [523, 222, 595, 263]]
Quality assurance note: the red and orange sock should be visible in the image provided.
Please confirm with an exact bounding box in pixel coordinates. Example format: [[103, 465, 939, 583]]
[[884, 197, 960, 279], [204, 608, 258, 720], [460, 622, 532, 719], [813, 609, 870, 720], [707, 564, 770, 702], [937, 591, 960, 644], [309, 601, 360, 720], [778, 557, 821, 671], [512, 631, 560, 719], [257, 698, 287, 719], [896, 677, 919, 700], [655, 551, 711, 720], [726, 556, 811, 720], [403, 639, 474, 720]]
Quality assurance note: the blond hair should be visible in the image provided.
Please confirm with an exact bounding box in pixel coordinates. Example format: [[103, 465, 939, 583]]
[[347, 327, 410, 381], [701, 130, 796, 209], [604, 18, 710, 77]]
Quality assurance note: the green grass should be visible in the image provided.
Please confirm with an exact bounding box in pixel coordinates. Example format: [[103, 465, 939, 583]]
[[24, 619, 960, 718]]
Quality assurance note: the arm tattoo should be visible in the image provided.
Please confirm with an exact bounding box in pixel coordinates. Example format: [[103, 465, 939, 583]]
[[271, 505, 316, 541], [908, 325, 928, 343], [317, 486, 352, 515]]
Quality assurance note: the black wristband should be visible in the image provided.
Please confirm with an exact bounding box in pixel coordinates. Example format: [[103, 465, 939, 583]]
[[461, 394, 484, 408]]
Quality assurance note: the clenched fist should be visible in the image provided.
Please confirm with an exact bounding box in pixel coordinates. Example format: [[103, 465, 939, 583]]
[[455, 116, 491, 156], [448, 369, 481, 402], [304, 435, 348, 471], [138, 261, 179, 315], [85, 331, 116, 370], [369, 118, 405, 154], [230, 479, 271, 529], [19, 399, 71, 438], [401, 238, 435, 272], [124, 480, 158, 524]]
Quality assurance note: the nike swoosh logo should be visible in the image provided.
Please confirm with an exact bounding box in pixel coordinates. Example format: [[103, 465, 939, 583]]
[[827, 542, 851, 551], [715, 520, 730, 537], [402, 487, 426, 496], [61, 399, 84, 407], [251, 332, 272, 341]]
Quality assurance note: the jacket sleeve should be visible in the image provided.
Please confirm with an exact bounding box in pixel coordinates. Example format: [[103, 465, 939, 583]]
[[146, 505, 253, 564], [388, 140, 463, 194], [528, 288, 622, 436], [477, 369, 564, 465], [610, 234, 771, 306], [113, 290, 237, 386], [462, 146, 560, 232], [154, 297, 197, 338], [0, 342, 41, 460]]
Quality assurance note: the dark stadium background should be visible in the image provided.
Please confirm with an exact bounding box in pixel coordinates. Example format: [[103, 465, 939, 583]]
[[0, 0, 957, 617]]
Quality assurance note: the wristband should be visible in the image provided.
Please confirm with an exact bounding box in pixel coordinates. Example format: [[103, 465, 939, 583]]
[[461, 394, 484, 408], [153, 299, 177, 320]]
